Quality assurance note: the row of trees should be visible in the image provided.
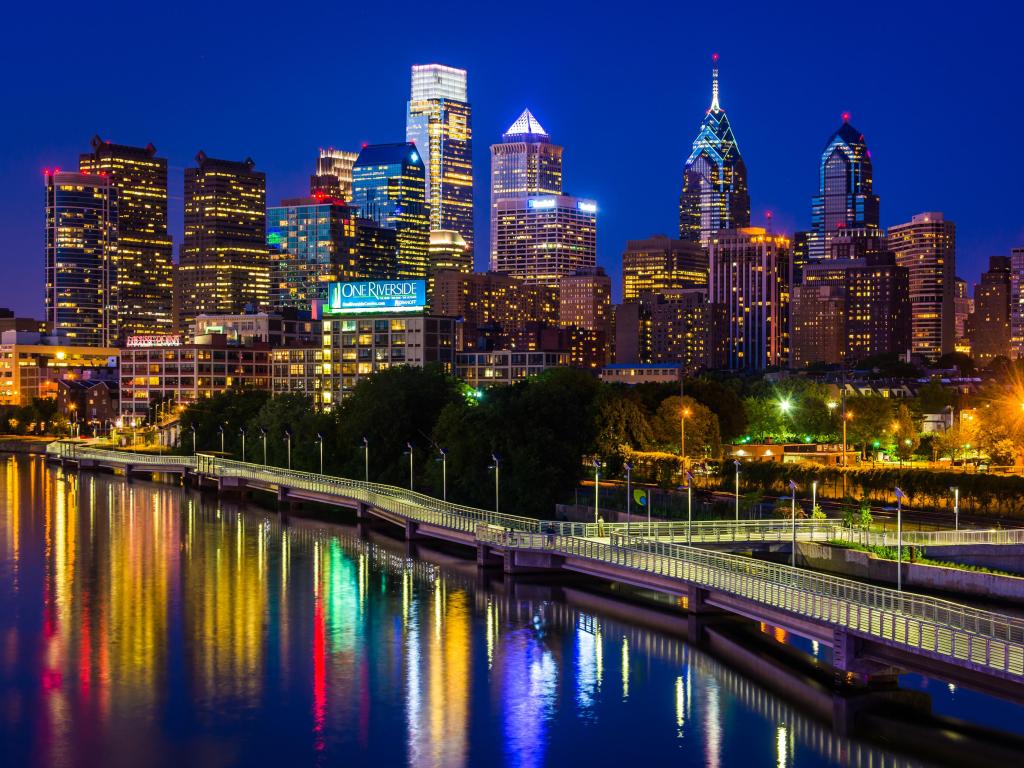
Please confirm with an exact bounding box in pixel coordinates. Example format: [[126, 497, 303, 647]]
[[0, 399, 62, 436]]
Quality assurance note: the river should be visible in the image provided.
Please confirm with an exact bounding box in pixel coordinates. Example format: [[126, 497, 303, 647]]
[[1, 454, 1022, 767]]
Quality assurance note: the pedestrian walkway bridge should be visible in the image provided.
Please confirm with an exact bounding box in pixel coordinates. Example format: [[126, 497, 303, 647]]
[[47, 441, 1024, 701]]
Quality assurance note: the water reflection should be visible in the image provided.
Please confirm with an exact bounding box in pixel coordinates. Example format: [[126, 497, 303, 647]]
[[1, 455, 1011, 766]]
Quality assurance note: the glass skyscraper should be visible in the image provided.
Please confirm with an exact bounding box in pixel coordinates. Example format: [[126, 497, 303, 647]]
[[489, 109, 563, 269], [79, 136, 173, 337], [177, 153, 269, 330], [406, 64, 474, 254], [267, 197, 359, 310], [351, 143, 429, 279], [808, 115, 880, 261], [679, 55, 750, 248], [45, 171, 119, 346], [310, 148, 358, 200]]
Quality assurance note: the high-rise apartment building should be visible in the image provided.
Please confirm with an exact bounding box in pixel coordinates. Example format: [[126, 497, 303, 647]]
[[493, 195, 597, 287], [177, 154, 269, 330], [45, 171, 119, 346], [355, 219, 399, 281], [427, 230, 471, 290], [406, 64, 473, 251], [679, 56, 750, 247], [708, 227, 790, 370], [621, 235, 708, 301], [808, 116, 880, 261], [311, 148, 358, 200], [639, 290, 726, 373], [351, 143, 429, 280], [1009, 248, 1024, 359], [968, 256, 1012, 365], [559, 267, 612, 334], [267, 197, 359, 310], [79, 136, 173, 337], [844, 253, 911, 362], [489, 109, 563, 269], [954, 277, 973, 350], [790, 284, 846, 368], [888, 212, 956, 358]]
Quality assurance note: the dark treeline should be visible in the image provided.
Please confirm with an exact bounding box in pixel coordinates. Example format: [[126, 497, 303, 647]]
[[176, 366, 745, 518]]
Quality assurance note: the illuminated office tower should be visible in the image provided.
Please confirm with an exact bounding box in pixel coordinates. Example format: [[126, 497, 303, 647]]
[[351, 143, 429, 279], [45, 171, 119, 346], [808, 115, 880, 261], [428, 229, 470, 277], [1011, 248, 1024, 359], [493, 195, 596, 288], [489, 109, 563, 268], [844, 252, 911, 362], [679, 55, 750, 248], [888, 212, 956, 358], [954, 277, 972, 350], [406, 64, 473, 251], [267, 197, 359, 310], [621, 234, 707, 301], [356, 219, 399, 281], [310, 148, 358, 200], [790, 283, 846, 368], [708, 227, 790, 370], [967, 256, 1012, 365], [79, 136, 173, 337], [177, 153, 268, 330], [559, 268, 612, 332]]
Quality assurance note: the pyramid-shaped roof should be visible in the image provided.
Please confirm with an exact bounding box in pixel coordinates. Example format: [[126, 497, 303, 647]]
[[504, 109, 548, 138]]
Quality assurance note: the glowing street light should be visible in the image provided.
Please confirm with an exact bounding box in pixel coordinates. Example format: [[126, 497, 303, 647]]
[[624, 462, 633, 535], [778, 397, 793, 414], [592, 459, 602, 524], [362, 436, 369, 482], [316, 432, 324, 475], [734, 459, 741, 521], [404, 442, 414, 490], [489, 454, 500, 514], [284, 429, 292, 470], [895, 487, 906, 592], [239, 427, 247, 462], [438, 448, 448, 500], [259, 427, 267, 465]]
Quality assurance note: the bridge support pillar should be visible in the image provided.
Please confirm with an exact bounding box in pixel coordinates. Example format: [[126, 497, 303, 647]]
[[831, 628, 902, 689], [404, 520, 423, 541], [502, 550, 563, 575], [477, 543, 502, 569], [356, 502, 372, 521]]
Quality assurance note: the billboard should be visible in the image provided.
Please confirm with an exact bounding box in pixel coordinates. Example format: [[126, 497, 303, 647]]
[[325, 280, 426, 315]]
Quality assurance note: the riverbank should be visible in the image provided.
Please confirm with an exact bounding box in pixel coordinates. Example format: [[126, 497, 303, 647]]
[[0, 437, 53, 454]]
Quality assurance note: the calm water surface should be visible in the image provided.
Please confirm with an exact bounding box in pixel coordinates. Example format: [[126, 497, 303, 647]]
[[0, 454, 1020, 767]]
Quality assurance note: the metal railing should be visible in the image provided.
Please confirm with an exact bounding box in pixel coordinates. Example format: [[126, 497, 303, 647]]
[[839, 527, 1024, 548], [48, 441, 197, 469], [554, 518, 844, 542]]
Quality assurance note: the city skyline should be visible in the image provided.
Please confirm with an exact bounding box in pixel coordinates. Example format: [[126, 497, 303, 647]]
[[3, 2, 1021, 318]]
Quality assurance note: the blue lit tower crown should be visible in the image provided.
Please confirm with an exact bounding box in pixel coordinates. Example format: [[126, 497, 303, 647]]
[[808, 114, 880, 260], [679, 54, 750, 248]]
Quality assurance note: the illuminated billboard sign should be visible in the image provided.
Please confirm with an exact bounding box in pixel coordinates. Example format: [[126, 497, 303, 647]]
[[325, 280, 426, 314], [126, 334, 182, 348]]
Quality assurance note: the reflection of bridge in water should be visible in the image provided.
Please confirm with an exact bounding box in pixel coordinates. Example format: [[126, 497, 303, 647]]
[[48, 443, 1024, 711]]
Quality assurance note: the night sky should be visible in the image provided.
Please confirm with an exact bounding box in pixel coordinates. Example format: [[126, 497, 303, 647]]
[[3, 0, 1021, 317]]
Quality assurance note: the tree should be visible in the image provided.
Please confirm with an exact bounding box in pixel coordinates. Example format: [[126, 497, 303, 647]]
[[937, 352, 975, 376], [178, 389, 271, 455], [892, 403, 920, 460], [913, 379, 957, 415], [592, 389, 653, 471], [844, 395, 895, 454], [651, 395, 721, 459]]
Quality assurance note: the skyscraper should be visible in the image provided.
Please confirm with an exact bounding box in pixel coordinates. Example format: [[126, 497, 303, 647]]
[[679, 55, 750, 247], [79, 136, 173, 337], [45, 171, 118, 346], [177, 153, 269, 330], [559, 268, 612, 334], [493, 195, 597, 288], [267, 197, 359, 310], [351, 143, 429, 279], [968, 256, 1012, 365], [406, 64, 473, 251], [311, 148, 358, 200], [708, 227, 790, 370], [844, 253, 911, 362], [621, 235, 707, 301], [490, 109, 563, 268], [1011, 248, 1024, 359], [808, 116, 880, 261], [888, 212, 956, 358]]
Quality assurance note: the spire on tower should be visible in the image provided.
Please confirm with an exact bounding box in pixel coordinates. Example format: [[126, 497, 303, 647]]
[[710, 53, 720, 112]]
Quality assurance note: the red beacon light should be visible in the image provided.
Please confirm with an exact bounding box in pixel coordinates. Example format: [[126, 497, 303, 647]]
[[841, 111, 851, 122]]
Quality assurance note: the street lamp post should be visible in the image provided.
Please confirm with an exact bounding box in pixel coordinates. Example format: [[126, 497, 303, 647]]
[[895, 487, 905, 592], [218, 425, 225, 455], [680, 405, 690, 469], [789, 479, 798, 568], [812, 480, 817, 515], [490, 454, 500, 514], [190, 425, 196, 456], [951, 486, 960, 530], [592, 459, 601, 525], [624, 462, 632, 536], [260, 427, 267, 466], [362, 437, 369, 482], [316, 433, 324, 475], [734, 460, 741, 521], [686, 470, 694, 547], [284, 430, 292, 470], [438, 448, 448, 501], [239, 428, 246, 462], [406, 442, 414, 490]]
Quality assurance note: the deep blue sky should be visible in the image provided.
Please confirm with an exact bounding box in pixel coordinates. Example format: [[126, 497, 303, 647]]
[[3, 1, 1021, 316]]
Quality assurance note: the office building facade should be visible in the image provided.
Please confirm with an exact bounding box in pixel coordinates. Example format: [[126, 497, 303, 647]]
[[844, 253, 911, 362], [1010, 247, 1024, 359], [79, 136, 173, 337], [968, 256, 1012, 365], [489, 109, 563, 269], [621, 235, 708, 301], [888, 212, 956, 358], [177, 154, 269, 330], [311, 148, 358, 200], [406, 64, 474, 251], [807, 117, 880, 261], [1, 332, 118, 406], [351, 143, 429, 280], [493, 195, 597, 287], [267, 197, 359, 310], [45, 171, 119, 346], [679, 56, 750, 247], [708, 228, 790, 370]]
